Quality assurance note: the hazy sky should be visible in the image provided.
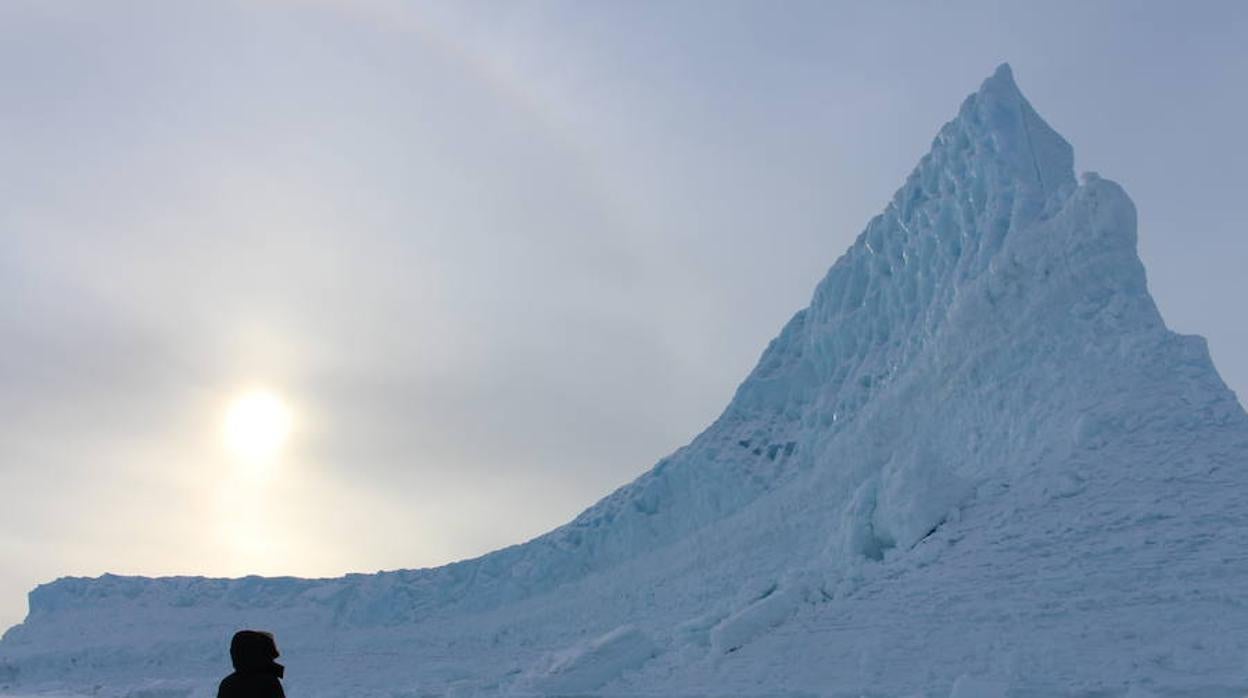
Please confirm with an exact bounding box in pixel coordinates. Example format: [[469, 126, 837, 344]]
[[1, 1, 1245, 631]]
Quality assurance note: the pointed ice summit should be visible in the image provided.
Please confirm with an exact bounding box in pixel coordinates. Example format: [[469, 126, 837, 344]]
[[4, 65, 1248, 698]]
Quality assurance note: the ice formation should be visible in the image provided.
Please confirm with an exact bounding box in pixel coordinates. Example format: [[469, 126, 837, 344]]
[[3, 64, 1247, 697]]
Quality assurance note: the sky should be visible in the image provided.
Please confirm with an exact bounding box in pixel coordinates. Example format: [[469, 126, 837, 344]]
[[1, 0, 1245, 631]]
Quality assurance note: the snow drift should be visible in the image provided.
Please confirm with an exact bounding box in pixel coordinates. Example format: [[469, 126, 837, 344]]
[[3, 64, 1247, 697]]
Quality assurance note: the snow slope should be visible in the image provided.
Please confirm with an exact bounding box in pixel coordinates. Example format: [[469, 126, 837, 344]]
[[4, 64, 1247, 697]]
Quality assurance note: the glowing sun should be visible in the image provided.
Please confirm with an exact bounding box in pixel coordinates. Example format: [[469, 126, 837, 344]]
[[223, 390, 293, 462]]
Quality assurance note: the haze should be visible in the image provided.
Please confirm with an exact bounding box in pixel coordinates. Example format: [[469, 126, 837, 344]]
[[1, 1, 1245, 631]]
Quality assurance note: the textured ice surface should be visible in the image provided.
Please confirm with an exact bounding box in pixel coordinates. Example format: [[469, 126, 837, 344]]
[[3, 64, 1247, 697]]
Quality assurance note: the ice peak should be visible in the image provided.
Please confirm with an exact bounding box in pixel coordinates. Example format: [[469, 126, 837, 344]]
[[950, 63, 1076, 208], [983, 62, 1018, 95]]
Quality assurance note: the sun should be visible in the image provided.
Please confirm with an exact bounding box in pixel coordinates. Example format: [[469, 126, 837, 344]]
[[222, 390, 293, 462]]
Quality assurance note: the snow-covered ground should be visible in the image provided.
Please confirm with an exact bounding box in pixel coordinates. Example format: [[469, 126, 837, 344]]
[[3, 64, 1246, 697]]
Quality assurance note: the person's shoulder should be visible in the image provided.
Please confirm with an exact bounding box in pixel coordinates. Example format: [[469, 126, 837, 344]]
[[217, 672, 240, 696], [217, 672, 282, 697]]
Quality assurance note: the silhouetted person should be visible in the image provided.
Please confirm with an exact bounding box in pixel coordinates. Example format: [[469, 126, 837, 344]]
[[217, 630, 286, 698]]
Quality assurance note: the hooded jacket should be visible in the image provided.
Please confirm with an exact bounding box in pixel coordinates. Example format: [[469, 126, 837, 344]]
[[217, 630, 286, 698]]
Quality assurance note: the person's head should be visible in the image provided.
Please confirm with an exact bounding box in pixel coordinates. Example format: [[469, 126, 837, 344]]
[[229, 630, 284, 678]]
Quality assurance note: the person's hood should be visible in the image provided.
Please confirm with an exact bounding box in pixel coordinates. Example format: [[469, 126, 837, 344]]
[[229, 630, 285, 679]]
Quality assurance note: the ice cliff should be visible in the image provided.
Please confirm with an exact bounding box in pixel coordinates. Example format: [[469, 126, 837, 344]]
[[4, 64, 1247, 698]]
